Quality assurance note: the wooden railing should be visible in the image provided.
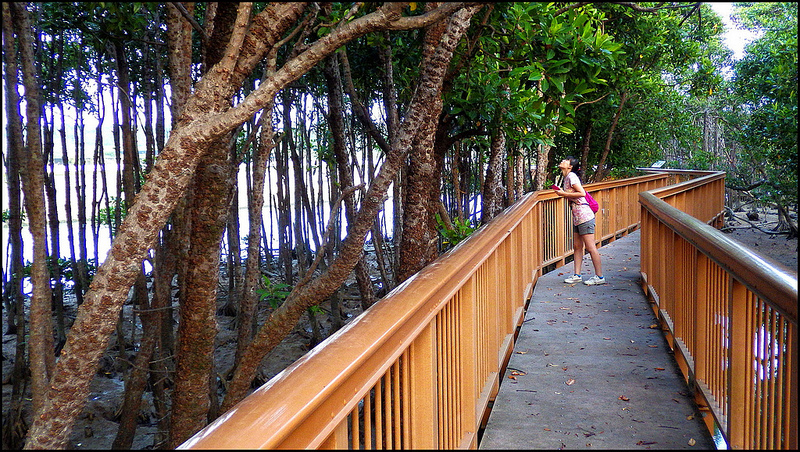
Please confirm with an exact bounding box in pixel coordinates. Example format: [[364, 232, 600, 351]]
[[178, 173, 670, 449], [639, 170, 798, 450]]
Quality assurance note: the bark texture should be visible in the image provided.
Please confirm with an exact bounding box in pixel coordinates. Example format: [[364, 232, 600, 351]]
[[9, 2, 55, 419], [481, 128, 506, 225], [398, 2, 450, 282], [168, 3, 244, 446]]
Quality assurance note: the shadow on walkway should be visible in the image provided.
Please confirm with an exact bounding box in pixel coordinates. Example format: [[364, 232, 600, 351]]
[[479, 230, 717, 450]]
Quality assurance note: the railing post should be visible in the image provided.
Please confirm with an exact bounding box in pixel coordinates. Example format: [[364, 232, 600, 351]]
[[458, 279, 479, 448], [789, 326, 798, 450], [410, 322, 438, 449], [692, 252, 716, 434], [728, 278, 750, 449]]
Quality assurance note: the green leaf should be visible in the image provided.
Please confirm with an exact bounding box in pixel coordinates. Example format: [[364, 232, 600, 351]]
[[551, 76, 565, 93]]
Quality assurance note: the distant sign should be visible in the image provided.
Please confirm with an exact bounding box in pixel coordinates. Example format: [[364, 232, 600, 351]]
[[651, 160, 666, 168]]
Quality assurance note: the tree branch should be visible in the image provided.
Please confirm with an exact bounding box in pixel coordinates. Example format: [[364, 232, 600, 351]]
[[727, 179, 768, 191], [169, 1, 209, 44], [610, 2, 701, 13]]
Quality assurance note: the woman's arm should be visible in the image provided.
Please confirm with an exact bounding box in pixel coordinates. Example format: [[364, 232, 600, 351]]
[[555, 175, 586, 199]]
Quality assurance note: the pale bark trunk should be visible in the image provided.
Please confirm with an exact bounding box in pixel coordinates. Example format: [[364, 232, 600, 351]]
[[398, 3, 449, 282], [8, 2, 55, 420], [2, 5, 34, 449], [481, 128, 506, 224], [535, 141, 551, 191], [169, 3, 242, 446]]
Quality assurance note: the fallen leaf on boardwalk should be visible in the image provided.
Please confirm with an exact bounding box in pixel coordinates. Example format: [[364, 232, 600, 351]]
[[511, 370, 527, 376], [688, 438, 696, 446], [636, 440, 656, 445], [603, 337, 611, 340], [654, 367, 665, 371], [508, 375, 516, 380], [649, 324, 659, 329], [544, 428, 551, 431], [686, 415, 694, 420], [566, 378, 575, 385], [515, 351, 528, 354], [648, 345, 658, 348], [619, 395, 630, 401]]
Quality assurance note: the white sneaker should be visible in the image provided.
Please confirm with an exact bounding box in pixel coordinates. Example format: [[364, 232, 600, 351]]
[[564, 274, 582, 284], [584, 275, 606, 285]]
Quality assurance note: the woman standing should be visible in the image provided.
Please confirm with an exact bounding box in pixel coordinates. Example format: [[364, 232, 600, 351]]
[[554, 156, 605, 285]]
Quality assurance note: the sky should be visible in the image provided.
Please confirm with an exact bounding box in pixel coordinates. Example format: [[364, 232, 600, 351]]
[[708, 2, 762, 60]]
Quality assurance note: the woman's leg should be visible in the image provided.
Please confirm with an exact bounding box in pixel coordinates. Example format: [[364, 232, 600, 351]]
[[580, 233, 603, 277], [572, 231, 585, 275]]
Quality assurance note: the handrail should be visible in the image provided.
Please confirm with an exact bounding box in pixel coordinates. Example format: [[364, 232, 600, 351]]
[[638, 170, 798, 450], [179, 173, 670, 449]]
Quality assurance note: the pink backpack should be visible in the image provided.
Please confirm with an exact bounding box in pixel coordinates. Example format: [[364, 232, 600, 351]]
[[585, 192, 599, 213]]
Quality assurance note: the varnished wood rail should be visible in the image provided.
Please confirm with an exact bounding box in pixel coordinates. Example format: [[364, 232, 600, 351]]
[[180, 171, 765, 449], [639, 170, 798, 450]]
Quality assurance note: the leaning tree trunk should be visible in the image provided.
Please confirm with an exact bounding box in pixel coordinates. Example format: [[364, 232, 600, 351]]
[[111, 228, 171, 449]]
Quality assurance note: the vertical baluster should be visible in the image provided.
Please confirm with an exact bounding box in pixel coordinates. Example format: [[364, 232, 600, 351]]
[[393, 360, 401, 450], [351, 403, 359, 449], [728, 279, 749, 449]]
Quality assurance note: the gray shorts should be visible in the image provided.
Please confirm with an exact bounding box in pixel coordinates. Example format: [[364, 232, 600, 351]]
[[574, 218, 596, 235]]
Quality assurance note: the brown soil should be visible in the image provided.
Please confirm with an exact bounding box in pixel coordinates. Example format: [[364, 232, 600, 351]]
[[720, 210, 798, 273], [2, 211, 796, 449]]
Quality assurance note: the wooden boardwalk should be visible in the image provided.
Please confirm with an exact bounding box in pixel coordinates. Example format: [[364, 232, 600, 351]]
[[479, 231, 718, 450]]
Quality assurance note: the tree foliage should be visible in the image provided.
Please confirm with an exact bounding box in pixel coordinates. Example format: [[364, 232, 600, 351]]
[[730, 2, 797, 209]]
